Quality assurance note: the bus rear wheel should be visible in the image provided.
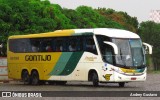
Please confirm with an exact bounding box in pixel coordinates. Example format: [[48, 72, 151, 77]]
[[22, 70, 30, 85], [31, 71, 39, 85], [92, 72, 99, 87]]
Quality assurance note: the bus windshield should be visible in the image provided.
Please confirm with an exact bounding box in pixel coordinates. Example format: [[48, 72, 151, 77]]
[[112, 39, 145, 68]]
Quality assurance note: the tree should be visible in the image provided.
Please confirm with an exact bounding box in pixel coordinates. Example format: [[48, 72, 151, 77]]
[[139, 21, 160, 70], [97, 8, 139, 32], [51, 4, 74, 29]]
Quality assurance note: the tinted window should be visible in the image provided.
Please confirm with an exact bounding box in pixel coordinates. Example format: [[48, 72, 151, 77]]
[[96, 35, 114, 64], [9, 35, 98, 55], [9, 39, 32, 53], [84, 36, 97, 54]]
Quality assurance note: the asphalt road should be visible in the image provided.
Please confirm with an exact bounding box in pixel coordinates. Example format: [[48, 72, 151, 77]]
[[0, 73, 160, 100]]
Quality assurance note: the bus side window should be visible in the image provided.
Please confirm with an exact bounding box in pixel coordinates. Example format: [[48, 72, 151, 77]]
[[68, 37, 77, 52], [102, 45, 114, 64], [20, 42, 27, 52], [45, 43, 53, 52], [9, 39, 18, 52], [39, 40, 46, 52], [44, 38, 53, 52], [55, 38, 63, 52], [30, 39, 40, 52], [9, 39, 31, 53], [51, 39, 55, 51], [77, 36, 83, 51], [84, 36, 97, 55]]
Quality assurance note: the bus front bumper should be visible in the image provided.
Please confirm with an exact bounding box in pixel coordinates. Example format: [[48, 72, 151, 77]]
[[113, 72, 146, 82]]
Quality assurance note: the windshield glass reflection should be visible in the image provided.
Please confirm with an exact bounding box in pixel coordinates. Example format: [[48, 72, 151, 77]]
[[112, 39, 145, 67]]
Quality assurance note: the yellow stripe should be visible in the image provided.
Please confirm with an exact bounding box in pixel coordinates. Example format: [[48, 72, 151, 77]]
[[9, 30, 75, 39], [120, 68, 136, 73]]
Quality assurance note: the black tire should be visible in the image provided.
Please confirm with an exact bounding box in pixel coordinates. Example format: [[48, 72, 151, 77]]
[[22, 70, 31, 85], [31, 71, 39, 85], [92, 72, 99, 87], [119, 82, 125, 87]]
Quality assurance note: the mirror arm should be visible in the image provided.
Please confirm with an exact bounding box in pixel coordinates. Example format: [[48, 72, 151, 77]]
[[143, 42, 153, 54]]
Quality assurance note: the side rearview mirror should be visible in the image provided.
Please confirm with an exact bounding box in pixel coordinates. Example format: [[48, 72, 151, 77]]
[[104, 41, 118, 55], [143, 42, 153, 54]]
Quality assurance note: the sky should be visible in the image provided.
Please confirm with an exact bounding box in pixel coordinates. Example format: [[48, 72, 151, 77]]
[[49, 0, 160, 23]]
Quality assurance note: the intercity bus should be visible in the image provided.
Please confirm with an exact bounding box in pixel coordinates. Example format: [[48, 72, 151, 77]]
[[7, 28, 152, 87]]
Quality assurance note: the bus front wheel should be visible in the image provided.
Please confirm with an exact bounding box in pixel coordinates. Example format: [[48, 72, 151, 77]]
[[22, 70, 31, 85], [92, 72, 99, 87], [31, 71, 39, 85]]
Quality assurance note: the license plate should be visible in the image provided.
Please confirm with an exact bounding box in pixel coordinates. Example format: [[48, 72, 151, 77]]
[[131, 77, 136, 80]]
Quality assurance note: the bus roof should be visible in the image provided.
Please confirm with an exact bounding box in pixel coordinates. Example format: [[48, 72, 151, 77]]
[[74, 28, 140, 39], [9, 28, 140, 39]]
